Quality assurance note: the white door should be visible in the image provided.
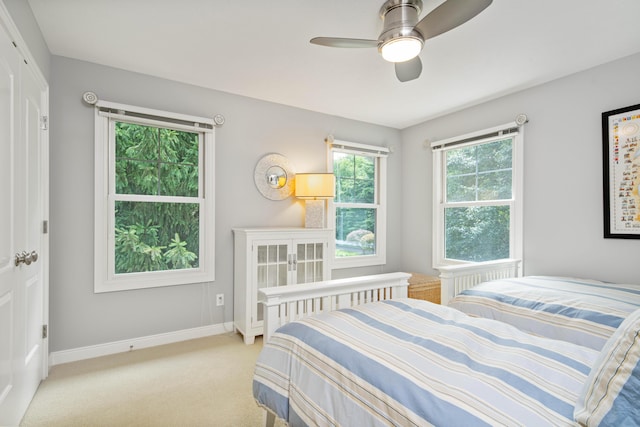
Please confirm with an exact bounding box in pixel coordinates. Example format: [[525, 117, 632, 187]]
[[0, 23, 47, 426]]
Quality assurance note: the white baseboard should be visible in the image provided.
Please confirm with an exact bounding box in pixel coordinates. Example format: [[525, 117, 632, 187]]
[[49, 321, 235, 366]]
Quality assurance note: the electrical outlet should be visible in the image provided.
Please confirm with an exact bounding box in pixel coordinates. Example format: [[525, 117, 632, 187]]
[[216, 293, 224, 306]]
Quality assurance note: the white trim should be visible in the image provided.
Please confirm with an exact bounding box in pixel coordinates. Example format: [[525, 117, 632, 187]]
[[512, 128, 524, 267], [40, 87, 50, 380], [432, 141, 444, 267], [111, 194, 201, 204], [94, 107, 109, 290], [328, 145, 387, 269], [432, 124, 524, 268], [48, 322, 234, 366], [94, 103, 216, 293]]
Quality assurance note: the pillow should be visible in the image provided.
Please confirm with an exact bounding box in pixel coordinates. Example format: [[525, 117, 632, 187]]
[[574, 308, 640, 426]]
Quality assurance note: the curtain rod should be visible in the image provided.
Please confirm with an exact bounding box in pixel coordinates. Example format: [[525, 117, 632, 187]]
[[325, 135, 391, 156], [83, 92, 225, 128], [430, 115, 528, 151]]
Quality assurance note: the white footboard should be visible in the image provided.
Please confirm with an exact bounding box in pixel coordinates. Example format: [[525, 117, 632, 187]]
[[259, 272, 411, 343], [436, 259, 521, 305]]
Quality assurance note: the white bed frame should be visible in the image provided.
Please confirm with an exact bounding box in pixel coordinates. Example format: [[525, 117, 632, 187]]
[[258, 259, 522, 343], [437, 258, 522, 305], [258, 272, 411, 343], [257, 261, 520, 426]]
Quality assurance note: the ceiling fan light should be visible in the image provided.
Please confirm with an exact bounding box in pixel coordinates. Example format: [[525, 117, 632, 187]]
[[380, 37, 422, 63]]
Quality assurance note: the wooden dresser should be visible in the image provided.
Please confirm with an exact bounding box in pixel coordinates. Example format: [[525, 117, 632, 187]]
[[408, 273, 441, 304]]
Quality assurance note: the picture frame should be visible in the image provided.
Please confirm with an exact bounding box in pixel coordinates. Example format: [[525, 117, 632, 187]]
[[602, 103, 640, 238]]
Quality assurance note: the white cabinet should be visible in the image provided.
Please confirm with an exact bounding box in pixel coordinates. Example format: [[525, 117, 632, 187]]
[[233, 227, 331, 344]]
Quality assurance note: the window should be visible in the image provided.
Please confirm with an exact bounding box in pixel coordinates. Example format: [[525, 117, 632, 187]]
[[328, 139, 387, 268], [94, 101, 215, 292], [432, 123, 523, 267]]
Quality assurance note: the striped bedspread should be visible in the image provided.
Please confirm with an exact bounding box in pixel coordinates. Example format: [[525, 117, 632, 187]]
[[448, 276, 640, 351], [253, 298, 598, 426]]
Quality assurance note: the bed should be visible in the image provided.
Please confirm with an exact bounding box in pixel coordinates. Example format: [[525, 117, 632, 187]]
[[253, 271, 640, 426], [448, 276, 640, 350]]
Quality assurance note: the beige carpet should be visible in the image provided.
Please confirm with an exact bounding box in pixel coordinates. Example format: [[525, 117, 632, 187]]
[[20, 333, 285, 427]]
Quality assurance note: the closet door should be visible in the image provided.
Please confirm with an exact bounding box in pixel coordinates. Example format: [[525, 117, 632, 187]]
[[0, 26, 47, 426]]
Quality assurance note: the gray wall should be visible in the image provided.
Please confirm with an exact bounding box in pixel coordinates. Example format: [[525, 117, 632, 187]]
[[401, 52, 640, 285], [44, 51, 640, 353], [9, 0, 640, 353], [49, 56, 403, 352]]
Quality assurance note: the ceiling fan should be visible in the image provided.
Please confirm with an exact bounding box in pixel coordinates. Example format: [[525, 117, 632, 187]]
[[310, 0, 492, 82]]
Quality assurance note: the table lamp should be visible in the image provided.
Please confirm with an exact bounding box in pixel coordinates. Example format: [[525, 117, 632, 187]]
[[295, 173, 335, 228]]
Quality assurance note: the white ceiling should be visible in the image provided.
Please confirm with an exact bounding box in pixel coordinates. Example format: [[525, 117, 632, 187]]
[[28, 0, 640, 129]]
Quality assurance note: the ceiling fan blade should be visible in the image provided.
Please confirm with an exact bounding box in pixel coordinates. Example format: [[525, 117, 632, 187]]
[[310, 37, 379, 48], [415, 0, 492, 40], [395, 56, 422, 82]]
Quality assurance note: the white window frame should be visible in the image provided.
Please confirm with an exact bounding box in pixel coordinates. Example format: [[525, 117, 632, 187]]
[[431, 122, 524, 268], [327, 139, 388, 269], [94, 101, 215, 293]]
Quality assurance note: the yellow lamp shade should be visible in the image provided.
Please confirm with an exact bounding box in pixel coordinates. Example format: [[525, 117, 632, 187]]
[[295, 173, 335, 199]]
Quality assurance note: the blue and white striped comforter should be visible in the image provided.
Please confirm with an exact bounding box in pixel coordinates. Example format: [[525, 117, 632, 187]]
[[448, 276, 640, 351], [253, 298, 598, 426]]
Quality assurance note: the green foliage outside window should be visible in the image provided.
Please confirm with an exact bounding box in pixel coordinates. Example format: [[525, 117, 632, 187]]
[[445, 206, 510, 261], [114, 122, 200, 274], [333, 152, 376, 257], [444, 138, 512, 262]]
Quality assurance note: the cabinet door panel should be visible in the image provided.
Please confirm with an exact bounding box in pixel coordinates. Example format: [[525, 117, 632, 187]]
[[296, 263, 305, 284], [278, 264, 287, 285], [294, 240, 326, 284], [315, 261, 323, 279], [253, 241, 289, 326]]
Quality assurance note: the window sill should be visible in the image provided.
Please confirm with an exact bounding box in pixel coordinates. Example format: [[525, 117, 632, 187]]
[[331, 254, 386, 270]]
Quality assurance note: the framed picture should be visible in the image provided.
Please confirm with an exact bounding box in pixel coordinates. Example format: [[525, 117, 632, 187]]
[[602, 103, 640, 238]]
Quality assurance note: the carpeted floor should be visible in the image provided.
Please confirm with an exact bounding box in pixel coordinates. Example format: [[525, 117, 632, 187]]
[[20, 333, 285, 427]]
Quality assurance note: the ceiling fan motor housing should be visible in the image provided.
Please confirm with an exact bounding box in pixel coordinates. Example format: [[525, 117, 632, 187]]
[[378, 0, 425, 51]]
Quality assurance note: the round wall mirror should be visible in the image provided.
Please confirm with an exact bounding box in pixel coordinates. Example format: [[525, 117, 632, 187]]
[[254, 154, 295, 200], [266, 165, 287, 189]]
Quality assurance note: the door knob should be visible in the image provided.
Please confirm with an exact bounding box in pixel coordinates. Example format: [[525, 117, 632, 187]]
[[14, 250, 38, 266], [28, 250, 38, 264], [15, 252, 25, 266]]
